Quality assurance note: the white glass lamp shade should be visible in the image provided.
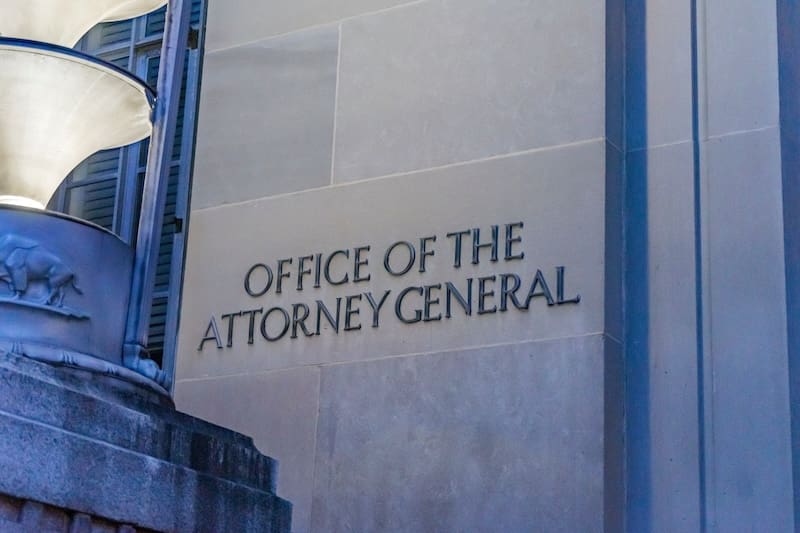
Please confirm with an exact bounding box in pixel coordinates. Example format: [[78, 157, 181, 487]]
[[104, 0, 169, 22], [0, 0, 168, 47], [0, 39, 153, 210]]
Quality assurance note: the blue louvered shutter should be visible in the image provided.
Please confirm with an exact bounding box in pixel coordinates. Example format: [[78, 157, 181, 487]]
[[50, 2, 205, 373]]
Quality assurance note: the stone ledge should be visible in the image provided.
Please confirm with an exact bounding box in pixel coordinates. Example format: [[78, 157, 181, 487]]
[[0, 352, 276, 493], [0, 354, 292, 532]]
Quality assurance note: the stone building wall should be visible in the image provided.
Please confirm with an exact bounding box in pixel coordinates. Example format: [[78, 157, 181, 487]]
[[176, 2, 606, 532], [175, 0, 798, 531]]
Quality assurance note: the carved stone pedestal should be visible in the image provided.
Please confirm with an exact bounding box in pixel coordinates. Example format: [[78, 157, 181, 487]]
[[0, 351, 291, 532]]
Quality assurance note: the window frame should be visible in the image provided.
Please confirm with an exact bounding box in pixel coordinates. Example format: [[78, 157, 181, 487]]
[[50, 3, 206, 378]]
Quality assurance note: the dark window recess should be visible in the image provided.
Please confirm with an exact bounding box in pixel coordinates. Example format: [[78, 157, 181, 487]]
[[50, 2, 205, 372]]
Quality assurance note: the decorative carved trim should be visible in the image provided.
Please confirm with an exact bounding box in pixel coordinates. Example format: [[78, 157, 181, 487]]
[[0, 340, 169, 396], [0, 235, 88, 319]]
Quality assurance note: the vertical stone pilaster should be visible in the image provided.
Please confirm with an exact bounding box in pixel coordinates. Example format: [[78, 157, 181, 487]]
[[612, 0, 795, 529], [777, 0, 800, 526]]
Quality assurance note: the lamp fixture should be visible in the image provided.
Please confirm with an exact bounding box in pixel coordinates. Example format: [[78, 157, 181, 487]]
[[0, 0, 178, 389], [0, 0, 168, 47], [0, 39, 154, 210]]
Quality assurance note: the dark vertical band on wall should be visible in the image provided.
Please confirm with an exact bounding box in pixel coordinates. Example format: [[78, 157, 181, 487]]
[[776, 0, 800, 525], [604, 0, 626, 529], [624, 1, 651, 529], [605, 0, 651, 530], [688, 1, 708, 530]]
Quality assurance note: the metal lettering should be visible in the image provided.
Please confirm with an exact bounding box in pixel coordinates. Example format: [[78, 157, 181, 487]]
[[314, 253, 323, 288], [276, 258, 293, 294], [395, 286, 423, 324], [316, 298, 341, 335], [499, 273, 524, 311], [556, 266, 581, 304], [423, 283, 442, 322], [504, 222, 525, 261], [297, 255, 313, 291], [525, 269, 555, 307], [384, 241, 416, 276], [324, 250, 350, 285], [241, 308, 263, 345], [364, 290, 391, 328], [477, 275, 497, 314], [446, 229, 470, 268], [445, 279, 473, 318], [419, 236, 436, 273], [291, 303, 315, 338], [353, 246, 371, 283], [221, 311, 242, 348], [244, 263, 272, 297], [198, 316, 223, 351], [472, 226, 499, 265], [260, 306, 291, 341], [344, 294, 362, 331]]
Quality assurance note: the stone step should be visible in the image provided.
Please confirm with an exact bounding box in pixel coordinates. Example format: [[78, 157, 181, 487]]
[[0, 351, 291, 531]]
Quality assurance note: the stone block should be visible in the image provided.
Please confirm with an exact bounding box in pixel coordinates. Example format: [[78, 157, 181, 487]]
[[310, 334, 605, 532], [205, 0, 419, 52], [192, 26, 339, 209], [605, 142, 624, 340], [642, 141, 702, 528], [638, 0, 694, 149], [177, 140, 605, 379], [176, 367, 321, 533], [332, 0, 604, 181], [703, 127, 793, 530], [0, 354, 291, 532], [603, 336, 624, 533], [705, 0, 779, 136]]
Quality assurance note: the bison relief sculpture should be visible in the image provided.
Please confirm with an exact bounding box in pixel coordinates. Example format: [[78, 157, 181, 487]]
[[0, 235, 88, 319]]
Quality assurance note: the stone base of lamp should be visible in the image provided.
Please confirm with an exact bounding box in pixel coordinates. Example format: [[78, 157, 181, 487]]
[[0, 205, 170, 390], [0, 350, 292, 532]]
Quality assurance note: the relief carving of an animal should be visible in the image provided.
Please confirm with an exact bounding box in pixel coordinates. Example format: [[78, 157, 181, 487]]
[[0, 235, 83, 307]]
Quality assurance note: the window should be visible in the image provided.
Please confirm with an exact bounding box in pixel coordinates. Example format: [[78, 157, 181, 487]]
[[48, 2, 206, 375]]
